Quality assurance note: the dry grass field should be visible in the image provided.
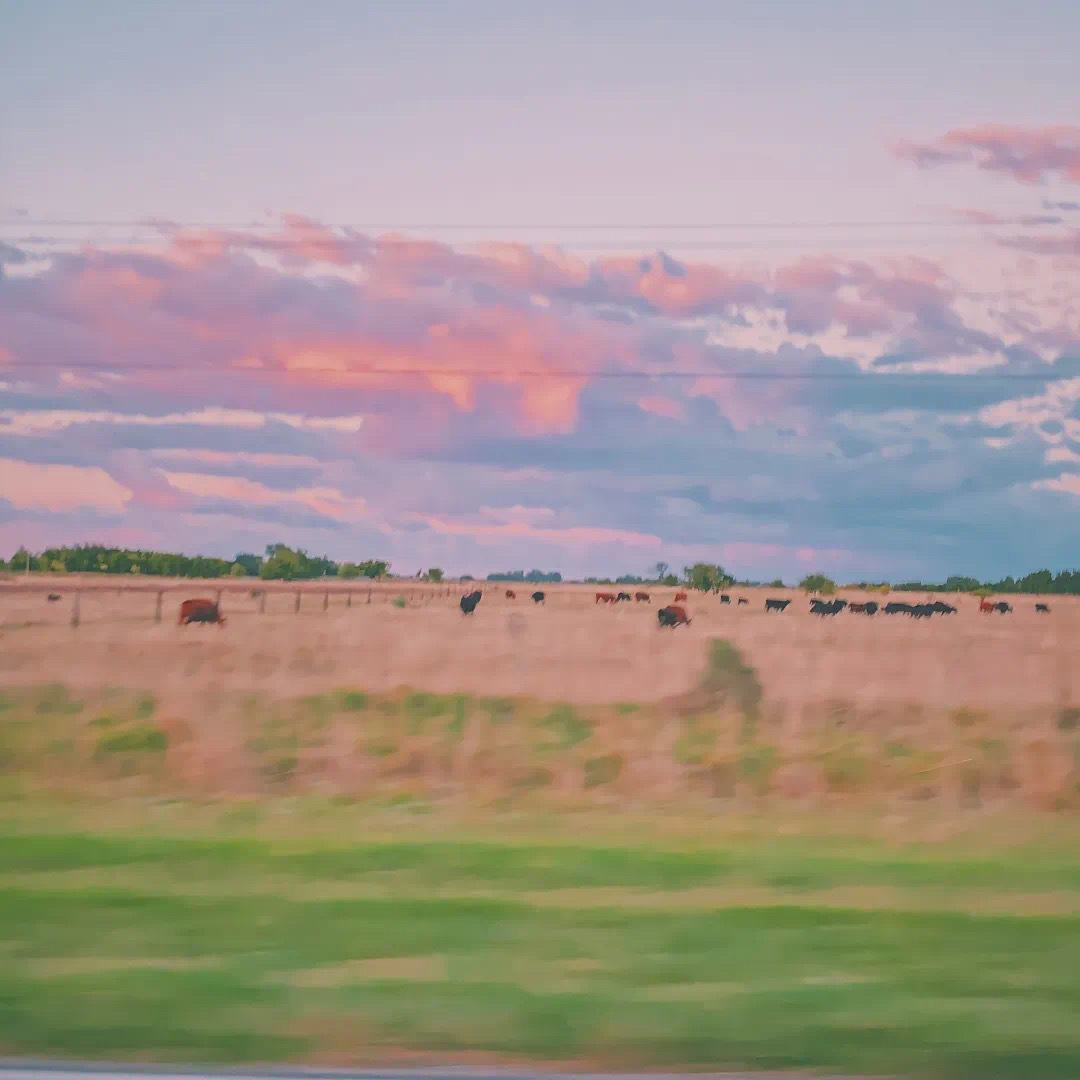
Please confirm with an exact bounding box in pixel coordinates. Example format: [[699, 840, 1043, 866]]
[[1, 575, 1076, 710], [1, 574, 1077, 811]]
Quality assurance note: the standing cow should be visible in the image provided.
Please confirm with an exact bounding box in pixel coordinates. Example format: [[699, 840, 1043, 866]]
[[531, 591, 545, 604], [635, 592, 651, 602], [178, 598, 226, 627], [657, 605, 691, 628], [460, 590, 483, 615]]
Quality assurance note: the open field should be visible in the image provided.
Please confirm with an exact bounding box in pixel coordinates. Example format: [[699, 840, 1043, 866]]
[[2, 577, 1079, 1076], [1, 577, 1077, 713]]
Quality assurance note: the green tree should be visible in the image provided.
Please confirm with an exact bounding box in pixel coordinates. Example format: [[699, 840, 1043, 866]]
[[799, 573, 836, 595], [229, 562, 247, 577], [682, 563, 733, 592], [339, 562, 360, 579], [424, 567, 444, 583]]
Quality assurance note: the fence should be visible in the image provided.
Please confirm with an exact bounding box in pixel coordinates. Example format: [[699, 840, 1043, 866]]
[[0, 581, 475, 628]]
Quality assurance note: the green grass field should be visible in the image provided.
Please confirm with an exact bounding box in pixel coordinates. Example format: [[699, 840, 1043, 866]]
[[2, 656, 1080, 1079], [2, 803, 1080, 1080]]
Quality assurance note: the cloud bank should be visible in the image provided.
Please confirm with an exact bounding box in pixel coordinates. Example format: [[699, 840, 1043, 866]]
[[1, 197, 1078, 581]]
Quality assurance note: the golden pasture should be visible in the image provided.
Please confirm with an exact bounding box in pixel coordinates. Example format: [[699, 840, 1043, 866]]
[[1, 576, 1076, 711]]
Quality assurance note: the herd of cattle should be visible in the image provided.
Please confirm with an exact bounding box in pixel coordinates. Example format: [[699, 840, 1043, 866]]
[[37, 588, 1056, 629]]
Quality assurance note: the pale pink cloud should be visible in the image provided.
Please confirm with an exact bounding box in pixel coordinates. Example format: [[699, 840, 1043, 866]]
[[894, 124, 1080, 184], [412, 511, 665, 550], [1036, 473, 1080, 497], [0, 458, 132, 513], [161, 471, 368, 520]]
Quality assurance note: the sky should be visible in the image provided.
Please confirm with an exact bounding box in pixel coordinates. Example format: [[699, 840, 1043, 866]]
[[1, 0, 1079, 581]]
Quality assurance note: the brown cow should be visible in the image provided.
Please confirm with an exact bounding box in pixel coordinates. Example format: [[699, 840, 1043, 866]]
[[657, 604, 691, 628], [178, 598, 226, 627], [634, 591, 651, 602], [674, 591, 688, 603], [979, 598, 995, 614], [505, 589, 516, 599], [595, 591, 617, 604]]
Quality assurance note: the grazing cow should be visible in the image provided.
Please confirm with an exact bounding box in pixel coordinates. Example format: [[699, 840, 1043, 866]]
[[616, 592, 632, 602], [931, 601, 957, 615], [765, 598, 791, 612], [979, 598, 995, 614], [531, 591, 545, 604], [595, 592, 617, 604], [634, 592, 651, 602], [995, 601, 1013, 614], [719, 594, 731, 604], [657, 604, 691, 628], [810, 598, 846, 617], [849, 601, 879, 615], [46, 593, 61, 602], [505, 589, 516, 599], [1036, 603, 1050, 613], [737, 597, 749, 606], [459, 590, 483, 615], [674, 591, 688, 603], [178, 598, 226, 627]]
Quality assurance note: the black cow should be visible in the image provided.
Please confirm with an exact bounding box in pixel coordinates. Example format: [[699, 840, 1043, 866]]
[[849, 601, 878, 615], [910, 603, 935, 619], [931, 601, 957, 615], [616, 592, 632, 602], [531, 591, 545, 604], [995, 601, 1013, 614], [737, 597, 749, 606], [1036, 603, 1050, 613], [47, 593, 62, 602], [657, 604, 691, 628], [884, 601, 912, 616], [459, 590, 483, 615], [765, 598, 791, 612], [719, 593, 731, 604], [810, 598, 846, 617]]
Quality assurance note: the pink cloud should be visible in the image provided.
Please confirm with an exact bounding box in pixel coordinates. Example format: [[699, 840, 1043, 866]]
[[894, 124, 1080, 184], [411, 510, 665, 550], [0, 459, 132, 513]]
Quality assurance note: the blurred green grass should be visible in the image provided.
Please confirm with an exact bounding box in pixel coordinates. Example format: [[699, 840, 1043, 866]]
[[2, 822, 1080, 1078]]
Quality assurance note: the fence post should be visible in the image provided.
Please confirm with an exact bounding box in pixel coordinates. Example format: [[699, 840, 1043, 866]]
[[258, 590, 266, 614], [215, 588, 222, 608], [346, 592, 352, 608], [154, 590, 163, 623], [294, 591, 301, 614], [323, 590, 329, 612], [71, 590, 81, 629], [367, 588, 372, 605]]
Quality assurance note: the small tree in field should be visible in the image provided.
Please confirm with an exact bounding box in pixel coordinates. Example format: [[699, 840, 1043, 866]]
[[799, 572, 836, 595], [425, 567, 444, 583]]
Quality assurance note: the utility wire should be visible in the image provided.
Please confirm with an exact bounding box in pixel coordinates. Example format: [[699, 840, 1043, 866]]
[[1, 217, 1066, 231], [1, 360, 1071, 381]]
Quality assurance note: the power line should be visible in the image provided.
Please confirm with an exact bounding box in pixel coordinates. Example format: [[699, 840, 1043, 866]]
[[1, 217, 1063, 232], [4, 234, 1011, 254], [1, 360, 1072, 381]]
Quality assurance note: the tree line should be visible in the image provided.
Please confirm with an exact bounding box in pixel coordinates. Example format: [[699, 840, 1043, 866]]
[[0, 543, 390, 582], [2, 545, 1077, 594]]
